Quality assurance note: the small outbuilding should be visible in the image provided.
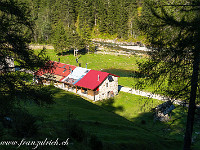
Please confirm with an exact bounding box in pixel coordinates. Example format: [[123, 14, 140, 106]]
[[154, 100, 176, 122]]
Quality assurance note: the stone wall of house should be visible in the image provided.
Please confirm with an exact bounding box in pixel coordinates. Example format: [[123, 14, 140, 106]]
[[41, 75, 118, 101], [98, 75, 118, 100]]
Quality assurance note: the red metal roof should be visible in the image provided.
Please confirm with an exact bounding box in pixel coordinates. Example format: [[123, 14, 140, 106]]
[[35, 61, 119, 88], [34, 68, 44, 76], [34, 61, 76, 81], [75, 70, 110, 90]]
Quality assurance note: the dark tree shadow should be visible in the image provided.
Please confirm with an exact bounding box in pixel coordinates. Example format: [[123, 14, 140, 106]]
[[96, 98, 124, 113], [102, 69, 145, 78], [3, 86, 199, 150]]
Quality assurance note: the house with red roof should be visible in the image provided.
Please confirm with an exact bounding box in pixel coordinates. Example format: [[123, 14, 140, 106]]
[[34, 61, 76, 85], [34, 61, 119, 101]]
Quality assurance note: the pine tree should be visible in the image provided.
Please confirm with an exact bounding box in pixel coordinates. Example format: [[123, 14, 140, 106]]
[[137, 1, 200, 149], [97, 0, 108, 33], [0, 0, 53, 116], [22, 0, 142, 43], [52, 20, 67, 55]]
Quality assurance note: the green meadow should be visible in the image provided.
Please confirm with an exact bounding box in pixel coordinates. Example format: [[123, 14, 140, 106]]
[[24, 49, 200, 150], [22, 86, 185, 150], [34, 49, 146, 88], [35, 48, 143, 71], [34, 48, 164, 93]]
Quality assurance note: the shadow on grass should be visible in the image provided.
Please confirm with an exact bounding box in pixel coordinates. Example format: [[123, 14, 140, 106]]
[[102, 69, 145, 78], [95, 98, 124, 113], [6, 86, 199, 150]]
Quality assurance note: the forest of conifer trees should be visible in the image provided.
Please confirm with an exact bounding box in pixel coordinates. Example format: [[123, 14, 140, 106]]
[[20, 0, 142, 45]]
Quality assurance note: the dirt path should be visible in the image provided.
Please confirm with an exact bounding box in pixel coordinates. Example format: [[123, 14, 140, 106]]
[[95, 50, 140, 56], [29, 45, 54, 50], [118, 85, 184, 105]]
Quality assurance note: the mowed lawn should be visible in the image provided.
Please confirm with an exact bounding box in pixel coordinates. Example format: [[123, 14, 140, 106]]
[[34, 49, 146, 87], [24, 87, 183, 150], [34, 49, 165, 93], [35, 49, 144, 71]]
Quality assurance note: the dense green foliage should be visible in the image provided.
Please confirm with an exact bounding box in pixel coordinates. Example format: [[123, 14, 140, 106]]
[[2, 0, 200, 149], [0, 0, 54, 144], [0, 0, 53, 115], [137, 0, 200, 149], [19, 0, 142, 45], [136, 0, 200, 103]]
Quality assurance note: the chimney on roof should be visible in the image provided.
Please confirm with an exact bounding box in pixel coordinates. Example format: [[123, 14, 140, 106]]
[[98, 75, 100, 81], [69, 66, 72, 73]]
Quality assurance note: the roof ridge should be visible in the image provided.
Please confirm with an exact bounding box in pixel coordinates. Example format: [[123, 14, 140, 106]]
[[51, 61, 77, 67]]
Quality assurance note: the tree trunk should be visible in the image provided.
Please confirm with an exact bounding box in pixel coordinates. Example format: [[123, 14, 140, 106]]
[[183, 48, 200, 150], [95, 14, 97, 26], [74, 48, 76, 57]]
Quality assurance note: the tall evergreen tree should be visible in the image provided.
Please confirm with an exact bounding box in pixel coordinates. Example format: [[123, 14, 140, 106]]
[[96, 0, 108, 33], [20, 0, 141, 42], [137, 0, 200, 149], [77, 0, 94, 29], [0, 0, 53, 116], [126, 0, 138, 38], [71, 27, 85, 55], [52, 20, 67, 55], [115, 0, 129, 38]]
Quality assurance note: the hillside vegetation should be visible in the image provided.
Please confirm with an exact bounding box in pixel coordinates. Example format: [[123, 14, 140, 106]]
[[1, 0, 200, 150], [30, 49, 200, 149], [23, 86, 184, 150], [20, 0, 144, 45]]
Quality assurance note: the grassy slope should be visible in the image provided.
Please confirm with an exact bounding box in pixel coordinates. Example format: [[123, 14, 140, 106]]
[[31, 49, 200, 149], [25, 87, 182, 150]]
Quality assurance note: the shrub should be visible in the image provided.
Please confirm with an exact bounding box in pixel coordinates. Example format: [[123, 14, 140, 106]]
[[89, 135, 103, 150], [12, 110, 39, 138], [0, 122, 4, 137], [67, 123, 87, 143]]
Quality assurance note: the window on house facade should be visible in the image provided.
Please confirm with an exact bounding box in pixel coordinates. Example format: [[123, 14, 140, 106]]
[[108, 75, 114, 82], [107, 92, 110, 97], [106, 83, 108, 87]]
